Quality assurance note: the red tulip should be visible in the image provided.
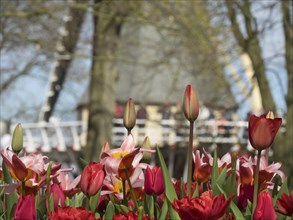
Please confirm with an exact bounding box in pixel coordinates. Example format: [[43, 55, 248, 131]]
[[253, 191, 276, 220], [144, 166, 164, 196], [14, 195, 36, 220], [237, 184, 253, 211], [172, 191, 233, 220], [80, 162, 105, 196], [248, 112, 282, 150], [276, 191, 293, 216], [48, 207, 96, 220], [49, 183, 65, 210], [112, 211, 151, 220], [183, 84, 199, 122]]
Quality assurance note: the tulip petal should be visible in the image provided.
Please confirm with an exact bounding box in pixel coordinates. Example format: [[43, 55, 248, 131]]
[[12, 155, 28, 181]]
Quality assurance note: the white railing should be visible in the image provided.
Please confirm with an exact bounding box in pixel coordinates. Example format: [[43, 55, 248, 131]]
[[2, 119, 250, 152]]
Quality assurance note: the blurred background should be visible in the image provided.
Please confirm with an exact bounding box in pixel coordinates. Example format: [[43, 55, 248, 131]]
[[0, 0, 292, 185]]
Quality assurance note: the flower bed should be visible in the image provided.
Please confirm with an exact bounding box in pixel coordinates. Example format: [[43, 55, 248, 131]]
[[0, 85, 292, 220]]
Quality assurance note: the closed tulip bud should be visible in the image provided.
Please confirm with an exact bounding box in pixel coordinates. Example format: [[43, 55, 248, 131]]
[[12, 123, 23, 154], [253, 191, 277, 220], [144, 166, 164, 196], [183, 85, 199, 123], [14, 195, 36, 220], [123, 98, 136, 133], [80, 162, 105, 196], [248, 112, 282, 150]]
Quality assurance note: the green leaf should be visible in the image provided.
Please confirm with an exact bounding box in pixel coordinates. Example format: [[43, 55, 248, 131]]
[[119, 204, 129, 214], [167, 199, 180, 220], [48, 195, 55, 212], [214, 166, 227, 195], [2, 160, 12, 184], [73, 192, 86, 207], [244, 200, 252, 220], [36, 195, 47, 216], [192, 183, 199, 198], [216, 184, 245, 220], [89, 190, 101, 213], [211, 147, 219, 193], [272, 175, 281, 199], [2, 161, 18, 220], [156, 146, 178, 202], [80, 158, 89, 169], [227, 152, 237, 198], [273, 178, 289, 205], [105, 201, 115, 220], [158, 199, 168, 220], [143, 194, 151, 216]]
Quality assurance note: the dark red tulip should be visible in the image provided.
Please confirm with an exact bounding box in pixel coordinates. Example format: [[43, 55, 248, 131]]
[[253, 191, 276, 220], [80, 162, 105, 196], [248, 112, 282, 150], [14, 195, 36, 220], [48, 207, 96, 220], [172, 191, 233, 220], [276, 191, 293, 216], [144, 166, 164, 196], [183, 84, 199, 122]]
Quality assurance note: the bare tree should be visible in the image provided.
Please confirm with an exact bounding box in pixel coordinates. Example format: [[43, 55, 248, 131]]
[[39, 0, 87, 122]]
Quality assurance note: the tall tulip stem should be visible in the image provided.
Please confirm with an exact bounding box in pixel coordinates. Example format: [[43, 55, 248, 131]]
[[252, 150, 261, 215], [187, 121, 194, 197], [125, 169, 139, 210]]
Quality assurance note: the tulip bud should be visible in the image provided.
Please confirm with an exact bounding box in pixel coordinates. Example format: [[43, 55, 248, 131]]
[[144, 166, 164, 196], [141, 136, 151, 149], [80, 162, 105, 196], [11, 123, 23, 154], [123, 98, 136, 133], [183, 85, 199, 123]]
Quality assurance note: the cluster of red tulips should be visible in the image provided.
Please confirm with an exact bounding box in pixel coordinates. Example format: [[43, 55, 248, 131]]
[[0, 85, 292, 220]]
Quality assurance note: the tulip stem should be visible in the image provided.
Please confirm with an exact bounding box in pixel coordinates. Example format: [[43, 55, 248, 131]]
[[153, 195, 157, 220], [187, 121, 194, 197], [21, 181, 26, 196], [122, 179, 127, 205], [252, 150, 261, 215], [125, 169, 139, 210]]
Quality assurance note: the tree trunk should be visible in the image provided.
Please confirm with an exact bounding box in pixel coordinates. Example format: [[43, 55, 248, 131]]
[[277, 0, 293, 187], [84, 0, 125, 161]]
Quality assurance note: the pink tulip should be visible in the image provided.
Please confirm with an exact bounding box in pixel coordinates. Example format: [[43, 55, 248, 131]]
[[14, 195, 36, 220], [144, 166, 164, 196], [253, 191, 276, 220], [248, 112, 282, 150], [58, 172, 81, 197], [80, 162, 105, 196], [183, 84, 199, 122], [49, 183, 65, 210]]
